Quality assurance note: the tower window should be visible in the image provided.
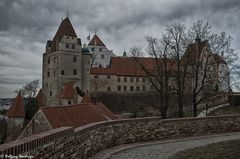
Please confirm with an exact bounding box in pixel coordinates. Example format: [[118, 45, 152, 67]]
[[72, 44, 75, 49], [47, 71, 50, 77], [101, 54, 104, 59], [61, 70, 64, 75], [47, 57, 50, 64], [50, 91, 52, 96], [117, 86, 121, 91], [73, 56, 77, 62], [73, 69, 77, 75], [53, 70, 56, 76], [66, 44, 69, 48], [99, 48, 102, 52], [124, 86, 127, 91]]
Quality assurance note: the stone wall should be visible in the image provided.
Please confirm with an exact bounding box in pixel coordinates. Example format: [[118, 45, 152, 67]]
[[1, 115, 240, 159]]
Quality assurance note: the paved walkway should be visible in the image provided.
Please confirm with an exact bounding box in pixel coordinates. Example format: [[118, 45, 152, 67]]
[[92, 132, 240, 159], [197, 103, 229, 117], [111, 132, 240, 159]]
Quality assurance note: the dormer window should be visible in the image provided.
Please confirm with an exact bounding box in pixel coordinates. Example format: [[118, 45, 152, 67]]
[[66, 44, 69, 48]]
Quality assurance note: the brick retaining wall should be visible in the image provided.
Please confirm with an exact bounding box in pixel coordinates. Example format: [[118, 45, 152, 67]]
[[1, 115, 240, 159]]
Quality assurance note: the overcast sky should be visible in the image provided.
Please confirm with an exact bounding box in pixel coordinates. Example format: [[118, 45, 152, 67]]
[[0, 0, 240, 98]]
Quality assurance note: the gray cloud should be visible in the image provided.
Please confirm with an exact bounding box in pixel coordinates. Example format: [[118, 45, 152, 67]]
[[0, 0, 240, 97]]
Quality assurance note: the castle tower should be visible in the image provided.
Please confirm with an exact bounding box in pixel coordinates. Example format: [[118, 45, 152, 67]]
[[42, 17, 91, 106], [88, 34, 116, 68], [5, 92, 25, 142]]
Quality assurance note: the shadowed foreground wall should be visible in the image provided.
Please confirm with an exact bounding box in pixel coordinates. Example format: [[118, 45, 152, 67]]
[[1, 115, 240, 159]]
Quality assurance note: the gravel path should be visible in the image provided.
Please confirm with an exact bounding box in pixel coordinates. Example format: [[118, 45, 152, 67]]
[[110, 132, 240, 159]]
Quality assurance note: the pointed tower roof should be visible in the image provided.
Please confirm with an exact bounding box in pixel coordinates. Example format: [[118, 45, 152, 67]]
[[5, 93, 25, 118], [88, 34, 105, 46], [50, 17, 77, 52]]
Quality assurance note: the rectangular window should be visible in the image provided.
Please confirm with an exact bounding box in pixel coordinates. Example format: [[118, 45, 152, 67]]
[[130, 77, 133, 82], [99, 48, 102, 52], [107, 75, 111, 79], [136, 77, 139, 82], [68, 100, 72, 105], [142, 85, 146, 91], [117, 86, 121, 91], [73, 56, 77, 62], [124, 77, 127, 82], [136, 86, 140, 91], [53, 70, 56, 76], [124, 86, 127, 91], [91, 48, 95, 51], [118, 77, 121, 82], [130, 86, 134, 91], [142, 77, 145, 82], [72, 44, 75, 49], [66, 44, 69, 48], [50, 91, 52, 96], [47, 57, 50, 64], [95, 75, 99, 79], [107, 87, 111, 91], [73, 69, 77, 75], [61, 70, 64, 75], [47, 71, 50, 77], [101, 54, 104, 59]]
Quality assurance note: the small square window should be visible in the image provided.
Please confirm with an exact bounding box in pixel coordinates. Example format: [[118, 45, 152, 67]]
[[99, 48, 102, 52], [95, 75, 99, 79], [68, 100, 72, 105], [66, 44, 69, 48]]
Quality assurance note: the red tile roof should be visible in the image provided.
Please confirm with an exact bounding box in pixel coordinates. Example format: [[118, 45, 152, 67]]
[[41, 103, 117, 129], [88, 34, 105, 46], [91, 57, 177, 76], [80, 95, 92, 103], [50, 17, 77, 52], [59, 82, 75, 99], [5, 93, 25, 118], [36, 89, 43, 107]]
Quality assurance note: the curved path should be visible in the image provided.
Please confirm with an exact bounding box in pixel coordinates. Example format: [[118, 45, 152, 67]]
[[197, 103, 229, 117], [92, 132, 240, 159]]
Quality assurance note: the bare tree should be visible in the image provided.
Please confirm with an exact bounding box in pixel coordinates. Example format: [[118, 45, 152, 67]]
[[131, 37, 176, 119], [17, 80, 40, 98]]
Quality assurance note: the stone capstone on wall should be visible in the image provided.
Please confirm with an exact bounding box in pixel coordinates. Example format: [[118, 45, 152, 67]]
[[1, 115, 240, 159]]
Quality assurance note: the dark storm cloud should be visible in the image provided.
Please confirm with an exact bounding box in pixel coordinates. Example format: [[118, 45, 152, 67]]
[[0, 0, 239, 97]]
